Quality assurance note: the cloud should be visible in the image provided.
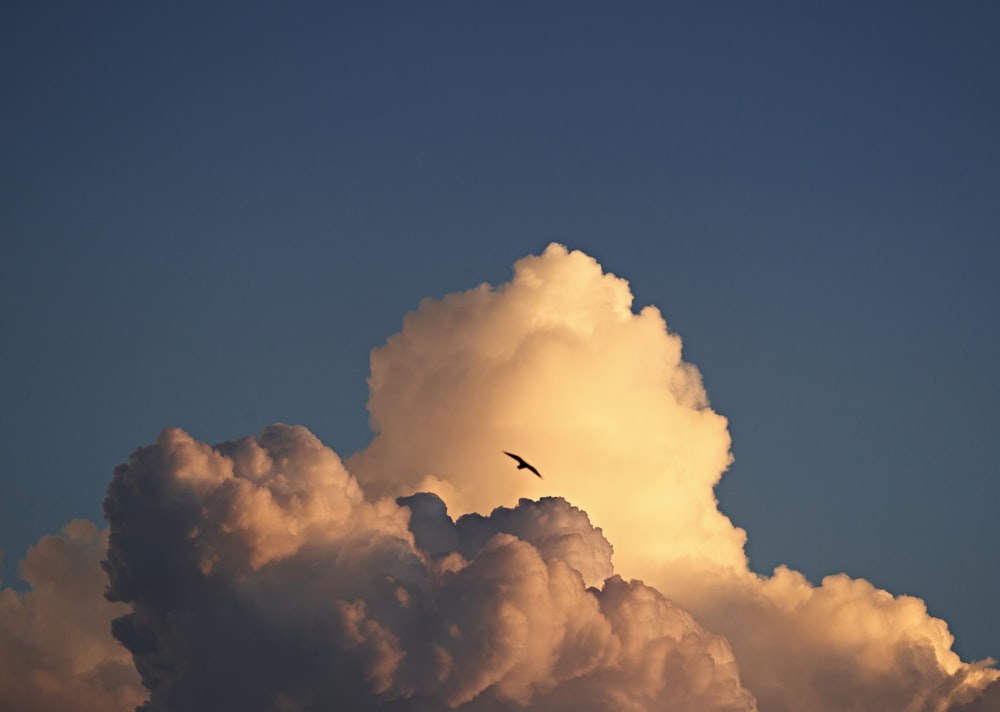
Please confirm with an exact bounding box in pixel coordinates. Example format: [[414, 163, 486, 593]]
[[0, 520, 144, 712], [2, 243, 996, 711], [350, 245, 746, 575], [949, 681, 1000, 712], [101, 425, 757, 711], [348, 243, 999, 711]]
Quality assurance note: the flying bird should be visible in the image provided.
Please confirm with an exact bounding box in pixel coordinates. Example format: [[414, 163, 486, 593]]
[[503, 451, 542, 478]]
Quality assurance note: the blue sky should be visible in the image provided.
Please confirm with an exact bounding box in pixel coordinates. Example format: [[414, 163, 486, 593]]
[[2, 1, 998, 664]]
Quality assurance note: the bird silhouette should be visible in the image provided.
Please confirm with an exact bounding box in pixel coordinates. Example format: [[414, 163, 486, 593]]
[[503, 451, 542, 478]]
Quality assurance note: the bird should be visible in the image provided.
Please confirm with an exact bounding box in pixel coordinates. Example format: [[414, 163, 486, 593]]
[[503, 451, 542, 478]]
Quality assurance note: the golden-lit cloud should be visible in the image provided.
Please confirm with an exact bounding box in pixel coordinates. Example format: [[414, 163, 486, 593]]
[[99, 425, 757, 711], [349, 243, 999, 711], [350, 244, 747, 574], [0, 244, 996, 711], [0, 521, 143, 712]]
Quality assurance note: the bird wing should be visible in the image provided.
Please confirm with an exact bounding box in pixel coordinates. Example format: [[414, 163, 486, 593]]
[[503, 451, 524, 465], [503, 451, 542, 478]]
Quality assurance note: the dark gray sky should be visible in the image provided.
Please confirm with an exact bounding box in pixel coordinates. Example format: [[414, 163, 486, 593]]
[[2, 2, 998, 661]]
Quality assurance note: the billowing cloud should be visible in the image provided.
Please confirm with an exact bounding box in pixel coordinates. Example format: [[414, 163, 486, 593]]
[[350, 245, 746, 575], [950, 681, 1000, 712], [101, 425, 757, 711], [0, 521, 143, 712], [1, 243, 996, 712], [348, 244, 999, 711]]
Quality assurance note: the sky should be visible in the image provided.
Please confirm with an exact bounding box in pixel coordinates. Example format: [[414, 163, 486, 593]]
[[2, 3, 999, 710]]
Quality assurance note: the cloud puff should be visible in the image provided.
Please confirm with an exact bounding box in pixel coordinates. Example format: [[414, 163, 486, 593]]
[[668, 564, 1000, 712], [350, 245, 747, 575], [0, 520, 143, 712], [102, 424, 757, 711], [348, 243, 999, 711], [950, 681, 1000, 712]]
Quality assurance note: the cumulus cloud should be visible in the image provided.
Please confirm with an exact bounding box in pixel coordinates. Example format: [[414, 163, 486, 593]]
[[950, 681, 1000, 712], [350, 245, 746, 575], [101, 425, 757, 711], [0, 520, 143, 712], [348, 243, 999, 711], [2, 243, 996, 711]]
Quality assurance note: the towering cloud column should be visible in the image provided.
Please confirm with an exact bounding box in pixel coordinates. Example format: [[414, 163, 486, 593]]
[[349, 243, 999, 712]]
